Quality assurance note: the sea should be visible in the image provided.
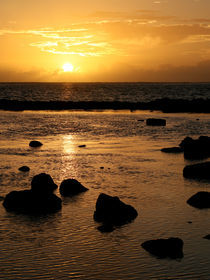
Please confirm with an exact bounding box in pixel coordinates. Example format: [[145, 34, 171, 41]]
[[0, 82, 210, 280]]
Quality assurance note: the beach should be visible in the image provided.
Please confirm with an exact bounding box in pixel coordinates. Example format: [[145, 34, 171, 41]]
[[0, 107, 210, 279]]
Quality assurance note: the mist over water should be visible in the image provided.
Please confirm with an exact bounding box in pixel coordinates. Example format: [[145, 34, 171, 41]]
[[0, 83, 210, 279]]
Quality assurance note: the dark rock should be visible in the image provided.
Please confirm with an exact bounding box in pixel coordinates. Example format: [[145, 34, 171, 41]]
[[3, 190, 62, 214], [138, 119, 144, 122], [0, 196, 5, 201], [31, 173, 58, 194], [203, 234, 210, 240], [146, 118, 166, 126], [18, 166, 30, 172], [183, 162, 210, 179], [100, 167, 104, 169], [141, 237, 184, 259], [187, 191, 210, 209], [161, 147, 183, 153], [94, 193, 138, 227], [29, 140, 43, 147], [179, 136, 210, 160], [97, 224, 114, 233], [59, 179, 88, 196], [78, 145, 86, 148]]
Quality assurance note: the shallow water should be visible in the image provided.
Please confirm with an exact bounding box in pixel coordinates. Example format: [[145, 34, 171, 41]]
[[0, 110, 210, 280]]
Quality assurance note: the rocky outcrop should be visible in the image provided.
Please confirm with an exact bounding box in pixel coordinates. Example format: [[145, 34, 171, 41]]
[[59, 179, 88, 196], [161, 147, 183, 153], [187, 191, 210, 209], [141, 237, 184, 259], [31, 173, 58, 194], [179, 136, 210, 160], [18, 166, 30, 172], [29, 140, 43, 147], [146, 118, 166, 126], [183, 162, 210, 179], [94, 193, 138, 230], [3, 173, 61, 214]]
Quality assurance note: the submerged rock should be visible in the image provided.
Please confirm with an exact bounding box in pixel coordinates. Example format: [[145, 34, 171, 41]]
[[161, 147, 183, 153], [59, 179, 88, 196], [141, 237, 184, 259], [31, 173, 58, 194], [180, 136, 210, 160], [18, 166, 30, 172], [94, 193, 138, 229], [29, 140, 43, 147], [183, 162, 210, 180], [146, 118, 166, 126], [187, 191, 210, 209]]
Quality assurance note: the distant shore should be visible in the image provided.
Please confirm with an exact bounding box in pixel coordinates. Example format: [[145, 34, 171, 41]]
[[0, 98, 210, 113]]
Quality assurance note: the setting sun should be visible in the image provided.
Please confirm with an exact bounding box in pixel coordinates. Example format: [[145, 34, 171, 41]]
[[62, 63, 74, 72]]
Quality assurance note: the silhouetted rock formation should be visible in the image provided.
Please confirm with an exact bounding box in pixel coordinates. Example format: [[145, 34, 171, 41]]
[[146, 118, 166, 126], [94, 193, 138, 230], [3, 173, 61, 214], [29, 140, 43, 147], [31, 173, 58, 194], [59, 179, 88, 196], [183, 162, 210, 179], [78, 145, 86, 148], [141, 237, 184, 259], [187, 191, 210, 209], [1, 98, 210, 113], [18, 166, 30, 172], [203, 234, 210, 240], [161, 147, 183, 153], [180, 136, 210, 160]]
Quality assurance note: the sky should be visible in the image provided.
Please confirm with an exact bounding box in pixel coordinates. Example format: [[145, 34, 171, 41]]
[[1, 0, 210, 82]]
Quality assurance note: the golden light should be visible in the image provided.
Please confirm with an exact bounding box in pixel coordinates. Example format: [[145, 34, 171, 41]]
[[62, 63, 74, 72]]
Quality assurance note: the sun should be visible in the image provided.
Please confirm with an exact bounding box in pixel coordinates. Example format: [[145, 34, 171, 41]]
[[62, 63, 74, 72]]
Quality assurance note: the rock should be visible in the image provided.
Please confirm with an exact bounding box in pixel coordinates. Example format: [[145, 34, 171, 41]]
[[141, 237, 184, 259], [94, 193, 138, 227], [183, 162, 210, 179], [31, 173, 58, 194], [97, 224, 114, 233], [18, 166, 30, 172], [59, 179, 88, 196], [179, 136, 210, 160], [78, 145, 86, 148], [187, 191, 210, 209], [161, 147, 183, 153], [203, 234, 210, 240], [0, 196, 5, 201], [29, 140, 43, 147], [146, 118, 166, 126], [3, 190, 62, 214]]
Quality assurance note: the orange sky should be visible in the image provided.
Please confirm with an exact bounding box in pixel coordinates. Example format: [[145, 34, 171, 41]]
[[1, 0, 210, 82]]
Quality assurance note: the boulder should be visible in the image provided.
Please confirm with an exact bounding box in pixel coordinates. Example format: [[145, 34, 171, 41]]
[[59, 179, 88, 196], [3, 190, 62, 214], [187, 191, 210, 209], [29, 140, 43, 147], [94, 193, 138, 227], [146, 118, 166, 126], [161, 147, 183, 153], [31, 173, 58, 194], [183, 162, 210, 179], [18, 166, 30, 172], [179, 136, 210, 160], [203, 234, 210, 240], [141, 237, 184, 259]]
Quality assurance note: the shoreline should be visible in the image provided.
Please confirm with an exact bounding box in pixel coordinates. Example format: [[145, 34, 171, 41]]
[[0, 98, 210, 113]]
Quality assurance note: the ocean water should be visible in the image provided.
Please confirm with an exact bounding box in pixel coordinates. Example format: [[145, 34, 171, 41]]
[[0, 82, 210, 102], [0, 83, 210, 279]]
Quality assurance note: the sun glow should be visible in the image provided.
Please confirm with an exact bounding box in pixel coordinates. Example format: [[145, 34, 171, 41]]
[[62, 63, 74, 72]]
